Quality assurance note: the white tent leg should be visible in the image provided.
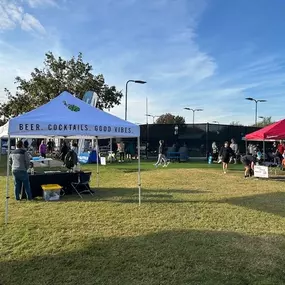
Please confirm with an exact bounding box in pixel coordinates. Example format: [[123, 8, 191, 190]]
[[96, 137, 99, 188], [5, 135, 11, 225], [263, 140, 265, 161], [137, 137, 141, 206], [110, 138, 112, 164]]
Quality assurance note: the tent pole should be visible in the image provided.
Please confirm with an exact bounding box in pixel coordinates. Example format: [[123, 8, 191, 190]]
[[263, 140, 265, 161], [245, 140, 248, 155], [5, 135, 11, 225], [110, 138, 112, 164], [96, 137, 99, 188], [137, 137, 141, 206]]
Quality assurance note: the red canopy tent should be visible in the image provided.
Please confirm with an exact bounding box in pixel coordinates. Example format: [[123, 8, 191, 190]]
[[245, 119, 285, 141]]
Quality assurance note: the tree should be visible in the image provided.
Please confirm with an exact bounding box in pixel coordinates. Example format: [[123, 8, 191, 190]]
[[156, 113, 185, 124], [0, 52, 123, 122], [255, 116, 274, 127], [229, 121, 242, 126]]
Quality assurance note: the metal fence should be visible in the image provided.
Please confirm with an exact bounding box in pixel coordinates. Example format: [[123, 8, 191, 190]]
[[140, 123, 260, 157]]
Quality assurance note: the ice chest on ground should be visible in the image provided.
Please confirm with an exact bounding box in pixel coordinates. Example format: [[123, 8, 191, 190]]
[[42, 184, 61, 201]]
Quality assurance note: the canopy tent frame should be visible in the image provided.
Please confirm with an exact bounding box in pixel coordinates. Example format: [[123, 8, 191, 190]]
[[3, 91, 141, 225]]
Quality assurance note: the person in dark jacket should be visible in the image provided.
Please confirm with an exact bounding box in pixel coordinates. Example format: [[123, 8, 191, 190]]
[[60, 141, 69, 163], [9, 140, 32, 200], [241, 154, 256, 178], [219, 141, 233, 174], [64, 147, 78, 170]]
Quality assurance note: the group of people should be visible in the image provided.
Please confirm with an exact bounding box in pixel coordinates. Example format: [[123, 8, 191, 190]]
[[9, 139, 80, 201], [270, 141, 285, 168], [21, 139, 56, 157], [217, 139, 285, 177], [213, 139, 254, 177], [107, 140, 136, 162], [211, 139, 240, 173], [215, 140, 255, 177]]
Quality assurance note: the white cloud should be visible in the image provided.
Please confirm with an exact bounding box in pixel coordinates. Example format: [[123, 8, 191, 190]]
[[0, 0, 45, 34], [0, 1, 22, 30], [25, 0, 58, 8], [21, 13, 45, 34], [151, 54, 217, 82]]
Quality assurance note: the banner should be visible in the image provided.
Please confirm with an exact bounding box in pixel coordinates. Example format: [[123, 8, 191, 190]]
[[254, 165, 269, 178], [79, 91, 99, 155], [82, 91, 98, 107]]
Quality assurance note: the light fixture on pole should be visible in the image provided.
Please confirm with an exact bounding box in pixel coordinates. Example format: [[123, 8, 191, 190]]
[[213, 121, 220, 134], [245, 97, 267, 126], [125, 80, 147, 121], [174, 125, 179, 135], [146, 114, 159, 124], [184, 108, 203, 125]]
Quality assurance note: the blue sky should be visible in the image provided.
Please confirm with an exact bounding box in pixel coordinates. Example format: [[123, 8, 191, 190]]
[[1, 0, 285, 125]]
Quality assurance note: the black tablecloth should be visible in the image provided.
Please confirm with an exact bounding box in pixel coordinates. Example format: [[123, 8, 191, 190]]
[[28, 172, 79, 198]]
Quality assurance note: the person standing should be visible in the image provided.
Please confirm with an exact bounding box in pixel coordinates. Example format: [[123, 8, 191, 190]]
[[60, 141, 69, 163], [9, 140, 33, 201], [39, 140, 47, 158], [219, 141, 233, 174], [154, 140, 169, 168], [72, 142, 78, 155], [31, 139, 37, 155], [23, 139, 29, 150], [117, 141, 125, 162], [64, 146, 78, 170], [277, 140, 285, 161], [211, 142, 219, 162], [47, 139, 53, 154], [230, 138, 239, 164]]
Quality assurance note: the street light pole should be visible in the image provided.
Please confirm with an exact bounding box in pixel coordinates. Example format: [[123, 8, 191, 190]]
[[184, 108, 203, 126], [125, 80, 147, 121], [146, 114, 158, 124], [245, 97, 267, 126]]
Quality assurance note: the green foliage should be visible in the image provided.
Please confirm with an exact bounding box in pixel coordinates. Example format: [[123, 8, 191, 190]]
[[156, 113, 185, 124], [255, 116, 274, 127], [229, 121, 242, 126], [0, 52, 123, 121]]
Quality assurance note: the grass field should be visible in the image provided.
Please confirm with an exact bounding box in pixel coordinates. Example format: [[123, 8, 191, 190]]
[[1, 160, 285, 285]]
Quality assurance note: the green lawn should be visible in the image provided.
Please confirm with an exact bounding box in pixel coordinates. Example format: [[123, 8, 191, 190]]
[[1, 160, 285, 284]]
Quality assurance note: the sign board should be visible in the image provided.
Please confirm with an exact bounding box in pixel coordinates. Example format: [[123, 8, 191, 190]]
[[254, 165, 269, 178], [100, 157, 106, 165]]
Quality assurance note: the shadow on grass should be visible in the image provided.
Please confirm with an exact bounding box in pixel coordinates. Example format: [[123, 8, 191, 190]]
[[1, 230, 285, 285], [118, 168, 152, 173], [223, 192, 285, 218], [61, 187, 208, 203]]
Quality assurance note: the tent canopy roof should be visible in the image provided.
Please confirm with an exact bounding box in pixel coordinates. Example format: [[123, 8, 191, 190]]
[[1, 91, 140, 138], [245, 119, 285, 141]]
